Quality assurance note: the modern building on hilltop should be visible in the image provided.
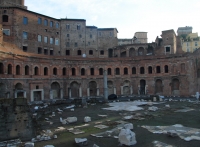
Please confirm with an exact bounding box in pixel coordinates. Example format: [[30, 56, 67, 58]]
[[0, 0, 200, 101]]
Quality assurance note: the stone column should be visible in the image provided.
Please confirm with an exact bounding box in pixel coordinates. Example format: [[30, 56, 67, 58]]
[[50, 90, 53, 99], [79, 87, 82, 97], [97, 88, 99, 96], [68, 88, 71, 98], [121, 86, 123, 95], [87, 88, 90, 97], [114, 87, 116, 94], [104, 70, 108, 102], [60, 88, 63, 99], [130, 86, 133, 95], [23, 91, 26, 98]]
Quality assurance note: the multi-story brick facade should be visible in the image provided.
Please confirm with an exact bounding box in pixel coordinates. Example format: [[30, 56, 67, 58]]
[[0, 1, 199, 102]]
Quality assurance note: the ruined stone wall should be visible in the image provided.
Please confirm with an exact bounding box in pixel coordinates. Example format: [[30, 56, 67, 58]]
[[0, 98, 34, 141]]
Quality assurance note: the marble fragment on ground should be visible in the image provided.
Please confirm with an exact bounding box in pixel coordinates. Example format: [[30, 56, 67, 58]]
[[102, 101, 160, 111], [94, 125, 109, 129], [118, 129, 137, 146], [153, 140, 176, 147], [68, 128, 85, 134], [142, 124, 200, 141]]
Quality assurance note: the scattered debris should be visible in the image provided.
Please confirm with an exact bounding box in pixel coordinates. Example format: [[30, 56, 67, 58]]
[[123, 123, 133, 130], [118, 129, 137, 146], [94, 125, 109, 129], [175, 108, 194, 112], [55, 126, 66, 132], [148, 106, 158, 111], [75, 138, 88, 146], [93, 144, 100, 147], [24, 142, 34, 147], [65, 105, 75, 109], [142, 124, 200, 141], [66, 117, 77, 123], [68, 128, 85, 134], [0, 139, 22, 147], [98, 114, 108, 117], [165, 104, 170, 108], [152, 140, 176, 147]]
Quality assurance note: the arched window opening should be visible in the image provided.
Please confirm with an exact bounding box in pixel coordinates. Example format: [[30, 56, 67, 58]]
[[124, 67, 128, 75], [62, 68, 66, 75], [90, 68, 94, 75], [34, 67, 39, 75], [89, 50, 93, 55], [156, 66, 161, 73], [108, 68, 112, 75], [16, 65, 20, 75], [44, 67, 48, 75], [140, 67, 145, 74], [72, 68, 76, 76], [132, 67, 136, 74], [0, 63, 4, 74], [8, 64, 12, 74], [116, 68, 120, 75], [77, 50, 82, 55], [25, 65, 29, 75], [164, 65, 168, 73], [53, 68, 57, 75], [99, 68, 103, 75], [148, 66, 152, 74], [81, 68, 85, 75]]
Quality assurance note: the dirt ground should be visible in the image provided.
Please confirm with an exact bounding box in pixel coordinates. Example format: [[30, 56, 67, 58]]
[[34, 99, 200, 147]]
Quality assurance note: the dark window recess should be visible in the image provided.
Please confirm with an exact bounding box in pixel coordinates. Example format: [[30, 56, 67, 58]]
[[62, 68, 66, 75], [148, 66, 152, 74], [72, 68, 76, 76], [16, 65, 20, 75], [75, 43, 78, 47], [0, 63, 3, 74], [81, 68, 85, 75], [44, 49, 48, 55], [66, 42, 70, 47], [3, 10, 7, 13], [99, 68, 103, 75], [132, 67, 136, 74], [36, 86, 39, 89], [156, 66, 161, 73], [90, 68, 94, 75], [90, 34, 92, 38], [77, 50, 81, 55], [165, 65, 168, 73], [2, 15, 8, 22], [140, 67, 145, 74], [124, 68, 128, 75], [25, 66, 29, 75], [66, 50, 70, 55], [7, 64, 12, 74], [38, 17, 42, 24], [50, 50, 53, 55], [108, 68, 111, 75], [53, 68, 57, 75], [116, 68, 120, 75], [23, 46, 27, 52], [44, 67, 48, 75], [100, 50, 104, 55], [67, 34, 70, 37], [166, 47, 170, 52], [38, 47, 42, 54], [89, 50, 93, 55], [77, 25, 81, 30], [34, 67, 39, 75], [79, 35, 82, 38]]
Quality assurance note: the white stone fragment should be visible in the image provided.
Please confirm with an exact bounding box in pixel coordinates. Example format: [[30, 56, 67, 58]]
[[66, 117, 77, 123], [84, 116, 91, 123], [118, 129, 137, 146], [148, 106, 158, 111], [25, 142, 34, 147], [93, 144, 99, 147], [123, 123, 134, 130], [75, 138, 87, 143]]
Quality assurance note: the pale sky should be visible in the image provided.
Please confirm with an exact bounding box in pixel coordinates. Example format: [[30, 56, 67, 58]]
[[25, 0, 200, 42]]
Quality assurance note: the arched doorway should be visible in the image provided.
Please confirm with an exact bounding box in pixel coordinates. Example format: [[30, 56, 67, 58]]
[[51, 82, 60, 99], [155, 79, 163, 94], [70, 81, 79, 98], [15, 83, 24, 98], [108, 81, 114, 95], [140, 80, 146, 95], [89, 81, 97, 96], [138, 47, 144, 55], [172, 78, 180, 95], [0, 83, 6, 98], [129, 48, 136, 57], [120, 51, 126, 57], [123, 80, 130, 95]]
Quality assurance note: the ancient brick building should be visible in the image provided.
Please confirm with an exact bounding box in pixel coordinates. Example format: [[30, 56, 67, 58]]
[[0, 0, 199, 101]]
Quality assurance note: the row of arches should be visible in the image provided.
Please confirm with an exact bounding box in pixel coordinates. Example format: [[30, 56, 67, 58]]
[[0, 78, 181, 100], [0, 63, 186, 76], [108, 46, 154, 57]]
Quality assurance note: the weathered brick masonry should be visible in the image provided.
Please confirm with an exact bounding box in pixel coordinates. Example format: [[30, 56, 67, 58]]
[[0, 0, 200, 102]]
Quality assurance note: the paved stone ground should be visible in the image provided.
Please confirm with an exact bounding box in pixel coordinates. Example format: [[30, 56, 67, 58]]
[[33, 97, 200, 147]]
